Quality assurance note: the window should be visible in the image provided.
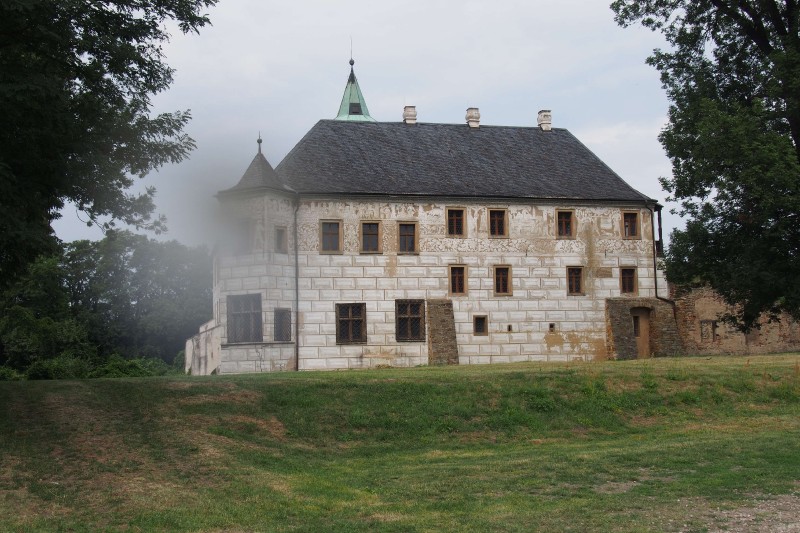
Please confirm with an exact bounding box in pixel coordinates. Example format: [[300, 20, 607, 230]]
[[623, 212, 639, 239], [227, 294, 262, 343], [274, 308, 291, 342], [449, 265, 467, 295], [447, 208, 465, 237], [557, 210, 574, 238], [633, 316, 641, 337], [349, 102, 362, 115], [567, 267, 584, 295], [275, 226, 288, 254], [398, 222, 417, 253], [473, 315, 488, 336], [489, 209, 508, 237], [494, 266, 512, 296], [361, 221, 380, 253], [336, 303, 366, 344], [320, 220, 342, 253], [620, 268, 637, 294], [700, 320, 718, 343], [396, 300, 425, 341]]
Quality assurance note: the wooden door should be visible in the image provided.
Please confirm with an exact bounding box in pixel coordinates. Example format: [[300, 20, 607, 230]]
[[631, 308, 651, 358]]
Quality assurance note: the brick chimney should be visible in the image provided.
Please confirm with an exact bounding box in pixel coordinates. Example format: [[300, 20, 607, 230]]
[[466, 107, 480, 128], [403, 105, 417, 125], [538, 109, 552, 131]]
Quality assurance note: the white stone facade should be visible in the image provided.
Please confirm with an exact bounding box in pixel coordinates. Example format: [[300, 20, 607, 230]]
[[186, 194, 666, 374]]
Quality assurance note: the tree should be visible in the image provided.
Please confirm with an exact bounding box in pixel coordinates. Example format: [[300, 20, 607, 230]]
[[612, 1, 800, 328], [0, 0, 217, 287]]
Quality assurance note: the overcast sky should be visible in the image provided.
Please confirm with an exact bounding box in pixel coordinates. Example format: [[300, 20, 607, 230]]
[[52, 0, 680, 245]]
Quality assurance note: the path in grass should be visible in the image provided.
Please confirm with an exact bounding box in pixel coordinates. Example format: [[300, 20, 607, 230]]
[[1, 354, 799, 531]]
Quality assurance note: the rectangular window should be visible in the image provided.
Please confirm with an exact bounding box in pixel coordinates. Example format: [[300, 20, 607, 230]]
[[275, 226, 288, 254], [398, 222, 417, 253], [336, 303, 366, 344], [623, 212, 639, 239], [447, 208, 465, 237], [449, 265, 467, 295], [489, 209, 508, 237], [473, 315, 488, 336], [361, 221, 380, 253], [274, 308, 291, 342], [320, 220, 342, 253], [557, 210, 574, 238], [227, 294, 262, 343], [396, 300, 425, 342], [494, 265, 512, 296], [633, 316, 641, 338], [700, 320, 718, 343], [567, 267, 584, 295], [620, 268, 637, 294]]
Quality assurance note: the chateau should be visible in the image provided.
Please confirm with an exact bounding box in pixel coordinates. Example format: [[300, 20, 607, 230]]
[[185, 61, 681, 375]]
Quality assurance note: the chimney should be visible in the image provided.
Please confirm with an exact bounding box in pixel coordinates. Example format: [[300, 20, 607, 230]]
[[466, 107, 480, 128], [403, 105, 417, 125], [538, 109, 552, 131]]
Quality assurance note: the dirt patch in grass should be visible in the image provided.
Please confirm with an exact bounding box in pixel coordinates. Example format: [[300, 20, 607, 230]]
[[177, 389, 261, 405], [709, 493, 800, 532], [226, 415, 288, 441]]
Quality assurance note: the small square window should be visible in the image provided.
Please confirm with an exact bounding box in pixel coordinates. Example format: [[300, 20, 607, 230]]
[[489, 209, 508, 237], [623, 212, 639, 239], [473, 316, 488, 336], [274, 308, 291, 342], [349, 102, 363, 115], [449, 265, 467, 295], [275, 226, 288, 254], [361, 221, 380, 253], [398, 222, 417, 253], [447, 208, 466, 237], [494, 265, 512, 296], [336, 303, 366, 344], [396, 300, 425, 342], [227, 294, 262, 343], [567, 267, 584, 295], [620, 268, 637, 294], [557, 210, 574, 238], [320, 220, 342, 253]]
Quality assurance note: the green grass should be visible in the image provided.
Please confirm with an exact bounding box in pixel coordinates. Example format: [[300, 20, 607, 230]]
[[1, 355, 799, 532]]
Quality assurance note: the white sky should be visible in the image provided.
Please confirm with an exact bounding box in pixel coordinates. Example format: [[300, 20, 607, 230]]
[[53, 0, 681, 245]]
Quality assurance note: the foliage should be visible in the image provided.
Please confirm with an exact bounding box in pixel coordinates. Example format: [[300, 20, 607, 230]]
[[0, 0, 217, 288], [1, 357, 799, 530], [612, 1, 800, 328], [0, 231, 211, 377]]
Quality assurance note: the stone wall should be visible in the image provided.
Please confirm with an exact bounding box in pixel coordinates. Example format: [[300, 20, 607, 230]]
[[185, 319, 221, 375], [673, 286, 800, 355], [606, 298, 683, 359]]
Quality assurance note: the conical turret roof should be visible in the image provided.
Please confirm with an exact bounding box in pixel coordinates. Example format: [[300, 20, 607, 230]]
[[335, 59, 375, 122]]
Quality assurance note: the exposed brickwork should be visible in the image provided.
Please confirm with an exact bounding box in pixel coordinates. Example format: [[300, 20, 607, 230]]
[[672, 285, 800, 355], [427, 299, 459, 365], [606, 298, 683, 360]]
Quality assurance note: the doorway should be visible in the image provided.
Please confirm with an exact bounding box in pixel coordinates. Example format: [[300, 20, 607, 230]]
[[630, 307, 651, 358]]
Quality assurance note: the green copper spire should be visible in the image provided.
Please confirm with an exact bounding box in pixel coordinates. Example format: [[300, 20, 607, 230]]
[[335, 58, 375, 122]]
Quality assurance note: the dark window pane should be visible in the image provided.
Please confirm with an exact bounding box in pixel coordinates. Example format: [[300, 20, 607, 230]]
[[490, 210, 506, 236], [362, 223, 379, 252], [399, 224, 416, 252], [227, 294, 262, 343], [448, 209, 464, 236], [557, 212, 572, 237], [322, 222, 340, 251]]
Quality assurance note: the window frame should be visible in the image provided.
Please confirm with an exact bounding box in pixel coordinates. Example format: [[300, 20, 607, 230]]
[[226, 294, 263, 344], [320, 219, 343, 254], [473, 315, 488, 336], [360, 220, 382, 254], [336, 303, 367, 345], [556, 210, 575, 239], [449, 265, 468, 296], [493, 265, 512, 296], [622, 211, 640, 240], [446, 207, 467, 238], [274, 226, 288, 254], [488, 208, 509, 238], [567, 266, 584, 296], [620, 267, 637, 295], [273, 308, 292, 342], [395, 300, 426, 342], [398, 221, 419, 254]]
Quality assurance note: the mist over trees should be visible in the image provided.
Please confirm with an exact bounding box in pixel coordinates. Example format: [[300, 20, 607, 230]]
[[612, 1, 800, 328], [0, 0, 217, 288], [0, 232, 212, 379]]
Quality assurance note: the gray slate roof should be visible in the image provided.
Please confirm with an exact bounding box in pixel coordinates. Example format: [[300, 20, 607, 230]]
[[223, 151, 283, 193], [234, 120, 653, 203]]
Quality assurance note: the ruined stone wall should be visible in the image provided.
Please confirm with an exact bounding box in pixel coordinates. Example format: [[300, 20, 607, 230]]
[[605, 298, 683, 360], [673, 286, 800, 355], [185, 319, 221, 375]]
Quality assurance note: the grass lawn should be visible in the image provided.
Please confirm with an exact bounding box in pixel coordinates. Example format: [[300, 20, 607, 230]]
[[1, 354, 799, 532]]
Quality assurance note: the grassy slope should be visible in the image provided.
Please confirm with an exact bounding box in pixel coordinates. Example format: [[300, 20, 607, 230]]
[[1, 355, 799, 532]]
